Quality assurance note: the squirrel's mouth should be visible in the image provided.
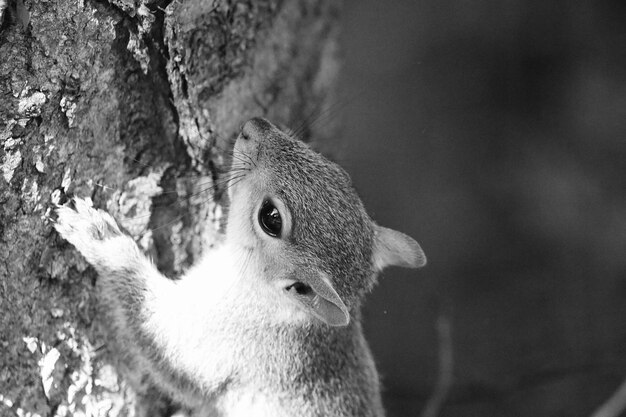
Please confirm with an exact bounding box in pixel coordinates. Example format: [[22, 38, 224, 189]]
[[285, 281, 313, 296]]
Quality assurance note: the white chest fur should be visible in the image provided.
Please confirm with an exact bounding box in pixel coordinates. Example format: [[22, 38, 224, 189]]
[[141, 244, 307, 403]]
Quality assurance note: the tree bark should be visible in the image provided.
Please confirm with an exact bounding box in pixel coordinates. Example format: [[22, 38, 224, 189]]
[[0, 0, 341, 415]]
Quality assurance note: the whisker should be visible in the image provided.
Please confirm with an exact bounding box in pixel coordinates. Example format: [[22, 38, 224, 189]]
[[97, 130, 256, 228], [223, 176, 246, 191], [291, 92, 360, 139], [221, 148, 256, 168], [291, 105, 321, 138], [155, 175, 245, 231], [115, 172, 247, 223], [236, 150, 257, 168], [225, 152, 249, 165]]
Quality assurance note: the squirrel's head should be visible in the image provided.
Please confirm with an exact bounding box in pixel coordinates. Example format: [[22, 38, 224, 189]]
[[224, 118, 426, 327]]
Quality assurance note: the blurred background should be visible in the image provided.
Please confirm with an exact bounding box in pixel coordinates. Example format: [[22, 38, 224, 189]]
[[337, 1, 626, 416]]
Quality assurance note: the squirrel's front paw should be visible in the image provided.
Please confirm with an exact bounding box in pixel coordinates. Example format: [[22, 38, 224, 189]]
[[55, 197, 122, 249]]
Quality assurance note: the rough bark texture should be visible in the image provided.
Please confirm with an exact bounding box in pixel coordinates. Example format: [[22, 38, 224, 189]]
[[0, 0, 341, 415]]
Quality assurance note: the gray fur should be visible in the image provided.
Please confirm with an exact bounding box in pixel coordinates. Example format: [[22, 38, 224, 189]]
[[54, 118, 426, 416], [247, 118, 377, 307]]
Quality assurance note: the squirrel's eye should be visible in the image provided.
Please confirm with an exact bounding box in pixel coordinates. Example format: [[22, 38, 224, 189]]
[[258, 199, 282, 237]]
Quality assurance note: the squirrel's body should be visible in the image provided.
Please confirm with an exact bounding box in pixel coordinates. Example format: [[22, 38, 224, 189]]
[[55, 118, 425, 417]]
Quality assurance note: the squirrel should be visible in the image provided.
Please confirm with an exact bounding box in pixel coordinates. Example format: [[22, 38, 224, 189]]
[[54, 117, 426, 417]]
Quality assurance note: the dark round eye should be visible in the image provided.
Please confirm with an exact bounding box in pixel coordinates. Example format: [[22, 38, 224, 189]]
[[258, 199, 282, 237]]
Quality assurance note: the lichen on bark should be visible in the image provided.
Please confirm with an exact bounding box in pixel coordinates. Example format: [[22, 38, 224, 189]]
[[0, 0, 342, 415]]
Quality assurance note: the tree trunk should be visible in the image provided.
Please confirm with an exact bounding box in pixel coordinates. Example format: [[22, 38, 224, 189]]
[[0, 0, 341, 415]]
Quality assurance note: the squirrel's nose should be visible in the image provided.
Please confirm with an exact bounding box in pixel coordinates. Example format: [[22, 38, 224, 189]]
[[241, 117, 272, 141]]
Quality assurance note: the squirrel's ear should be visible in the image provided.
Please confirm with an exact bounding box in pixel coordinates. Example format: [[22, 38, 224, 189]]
[[373, 225, 427, 270], [286, 271, 350, 327]]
